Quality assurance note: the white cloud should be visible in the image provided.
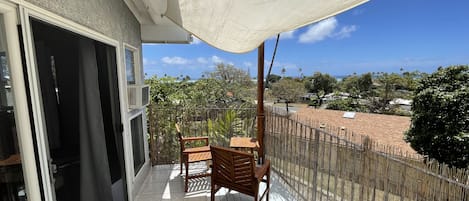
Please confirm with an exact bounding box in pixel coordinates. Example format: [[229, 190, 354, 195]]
[[197, 57, 208, 64], [299, 17, 338, 43], [298, 17, 359, 43], [243, 62, 253, 67], [269, 30, 296, 40], [280, 30, 295, 39], [191, 36, 202, 44], [161, 56, 189, 65], [333, 25, 357, 39], [211, 55, 223, 63], [143, 58, 158, 66]]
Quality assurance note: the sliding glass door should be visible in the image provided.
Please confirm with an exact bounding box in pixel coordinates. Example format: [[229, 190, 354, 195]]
[[0, 12, 27, 201]]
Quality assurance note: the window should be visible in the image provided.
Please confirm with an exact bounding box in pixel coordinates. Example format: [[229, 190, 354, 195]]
[[125, 48, 136, 85], [130, 114, 145, 175]]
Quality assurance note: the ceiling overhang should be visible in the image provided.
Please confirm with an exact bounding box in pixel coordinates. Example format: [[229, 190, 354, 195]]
[[124, 0, 192, 44]]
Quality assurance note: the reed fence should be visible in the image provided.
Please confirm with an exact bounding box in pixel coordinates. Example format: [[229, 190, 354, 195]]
[[149, 106, 256, 164], [265, 107, 469, 201]]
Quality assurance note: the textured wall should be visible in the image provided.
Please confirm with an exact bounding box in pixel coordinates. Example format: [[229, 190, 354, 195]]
[[26, 0, 141, 47]]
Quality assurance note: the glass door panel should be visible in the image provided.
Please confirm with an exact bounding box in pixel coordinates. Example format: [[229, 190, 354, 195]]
[[0, 13, 27, 201]]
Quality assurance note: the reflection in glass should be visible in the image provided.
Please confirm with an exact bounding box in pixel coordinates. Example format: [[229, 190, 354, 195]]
[[131, 115, 145, 175], [125, 49, 135, 85], [0, 14, 27, 201]]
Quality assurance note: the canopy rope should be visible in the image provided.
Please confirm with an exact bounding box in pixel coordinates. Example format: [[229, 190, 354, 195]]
[[264, 34, 280, 92]]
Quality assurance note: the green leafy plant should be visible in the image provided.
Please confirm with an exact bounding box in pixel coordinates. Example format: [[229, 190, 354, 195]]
[[405, 65, 469, 168]]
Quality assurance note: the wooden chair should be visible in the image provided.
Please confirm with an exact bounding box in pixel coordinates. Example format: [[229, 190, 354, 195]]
[[175, 123, 212, 192], [210, 145, 270, 201]]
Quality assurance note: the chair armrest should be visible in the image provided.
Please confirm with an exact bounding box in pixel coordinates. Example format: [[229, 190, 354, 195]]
[[254, 160, 270, 180]]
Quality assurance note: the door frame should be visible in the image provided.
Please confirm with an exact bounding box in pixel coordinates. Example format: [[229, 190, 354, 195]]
[[15, 1, 135, 201], [0, 1, 41, 201]]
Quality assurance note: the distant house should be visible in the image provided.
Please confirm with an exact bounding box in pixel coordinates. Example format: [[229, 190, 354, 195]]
[[389, 98, 412, 111], [300, 92, 316, 101], [322, 92, 351, 102], [390, 98, 412, 106]]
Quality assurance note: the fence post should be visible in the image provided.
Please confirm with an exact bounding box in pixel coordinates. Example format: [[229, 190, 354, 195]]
[[312, 129, 321, 200], [360, 137, 371, 201]]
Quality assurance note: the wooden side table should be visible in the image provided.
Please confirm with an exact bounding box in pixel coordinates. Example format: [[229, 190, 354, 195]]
[[229, 137, 259, 153]]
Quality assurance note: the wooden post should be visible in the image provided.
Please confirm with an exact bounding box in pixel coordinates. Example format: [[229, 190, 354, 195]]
[[257, 42, 265, 164]]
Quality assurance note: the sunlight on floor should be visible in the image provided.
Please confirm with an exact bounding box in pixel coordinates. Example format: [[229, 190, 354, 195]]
[[135, 162, 296, 201]]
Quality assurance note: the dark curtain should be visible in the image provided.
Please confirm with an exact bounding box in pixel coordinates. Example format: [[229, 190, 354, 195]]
[[95, 43, 128, 201], [77, 38, 113, 201]]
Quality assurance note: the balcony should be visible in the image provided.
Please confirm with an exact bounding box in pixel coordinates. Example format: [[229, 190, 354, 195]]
[[144, 106, 469, 201], [135, 163, 295, 201]]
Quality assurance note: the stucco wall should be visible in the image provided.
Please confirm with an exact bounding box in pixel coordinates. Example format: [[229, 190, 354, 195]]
[[25, 0, 141, 47]]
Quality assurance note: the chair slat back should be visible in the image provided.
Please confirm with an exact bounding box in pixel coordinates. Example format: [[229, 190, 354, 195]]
[[210, 146, 256, 195]]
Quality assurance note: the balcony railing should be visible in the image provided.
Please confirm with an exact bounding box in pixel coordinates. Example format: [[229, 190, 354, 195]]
[[150, 106, 257, 164], [149, 106, 469, 201]]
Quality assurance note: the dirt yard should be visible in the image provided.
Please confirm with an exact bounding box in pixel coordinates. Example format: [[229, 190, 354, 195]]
[[295, 107, 416, 154]]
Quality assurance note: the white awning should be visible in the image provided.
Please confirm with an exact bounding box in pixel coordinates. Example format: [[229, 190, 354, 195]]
[[164, 0, 368, 53]]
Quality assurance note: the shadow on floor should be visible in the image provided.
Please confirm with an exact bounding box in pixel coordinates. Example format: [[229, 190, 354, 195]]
[[135, 163, 296, 201]]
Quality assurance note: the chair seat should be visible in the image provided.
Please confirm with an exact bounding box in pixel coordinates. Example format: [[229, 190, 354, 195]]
[[183, 146, 210, 154], [187, 152, 211, 163], [176, 123, 212, 192]]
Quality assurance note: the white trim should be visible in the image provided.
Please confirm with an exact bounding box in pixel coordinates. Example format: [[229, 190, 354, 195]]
[[115, 43, 135, 201], [0, 2, 41, 201], [128, 111, 148, 178], [18, 7, 56, 201], [127, 110, 150, 199], [15, 2, 136, 201]]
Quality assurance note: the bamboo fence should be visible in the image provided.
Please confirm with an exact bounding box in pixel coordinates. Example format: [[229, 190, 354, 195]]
[[265, 107, 469, 201]]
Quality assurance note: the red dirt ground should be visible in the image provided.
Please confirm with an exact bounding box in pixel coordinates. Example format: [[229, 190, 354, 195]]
[[295, 108, 416, 154]]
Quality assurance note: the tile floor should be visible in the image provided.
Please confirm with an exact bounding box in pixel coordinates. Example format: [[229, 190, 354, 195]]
[[135, 162, 297, 201]]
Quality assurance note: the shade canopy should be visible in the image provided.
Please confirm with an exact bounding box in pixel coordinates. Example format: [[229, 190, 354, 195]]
[[164, 0, 368, 53]]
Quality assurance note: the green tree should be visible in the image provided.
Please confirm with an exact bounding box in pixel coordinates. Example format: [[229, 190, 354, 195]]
[[271, 78, 305, 111], [206, 63, 253, 87], [340, 73, 373, 98], [375, 72, 401, 102], [146, 76, 188, 107], [266, 74, 281, 88], [400, 70, 425, 91], [304, 72, 337, 106], [204, 63, 256, 103], [405, 65, 469, 168], [326, 98, 367, 112], [368, 72, 402, 113]]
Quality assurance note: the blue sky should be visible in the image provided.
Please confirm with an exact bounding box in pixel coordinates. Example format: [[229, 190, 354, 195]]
[[143, 0, 469, 79]]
